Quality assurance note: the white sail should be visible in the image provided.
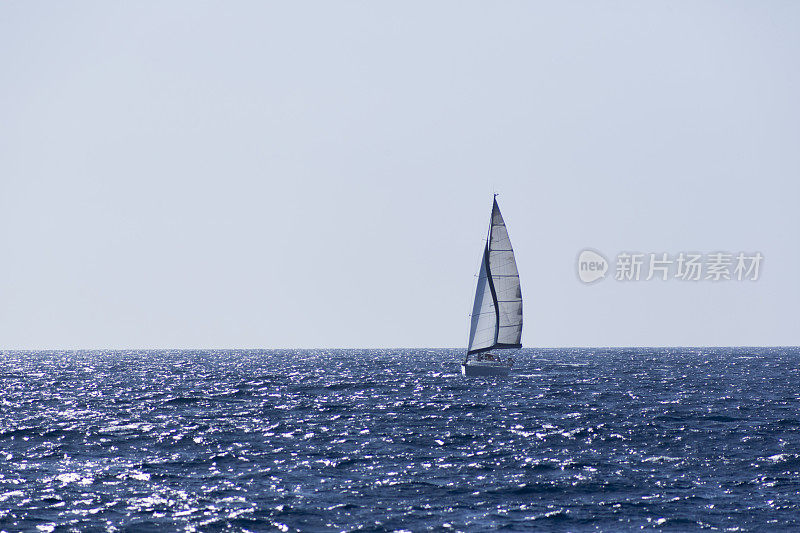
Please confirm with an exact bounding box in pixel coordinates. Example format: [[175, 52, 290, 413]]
[[467, 249, 497, 353], [488, 199, 523, 346], [466, 197, 523, 355]]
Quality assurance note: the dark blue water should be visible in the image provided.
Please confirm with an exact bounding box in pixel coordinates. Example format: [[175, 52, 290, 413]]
[[1, 348, 799, 531]]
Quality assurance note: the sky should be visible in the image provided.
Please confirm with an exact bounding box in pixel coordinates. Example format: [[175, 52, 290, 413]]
[[1, 1, 798, 349]]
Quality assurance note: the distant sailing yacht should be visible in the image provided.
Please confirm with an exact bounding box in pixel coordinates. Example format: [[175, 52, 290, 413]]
[[462, 195, 523, 377]]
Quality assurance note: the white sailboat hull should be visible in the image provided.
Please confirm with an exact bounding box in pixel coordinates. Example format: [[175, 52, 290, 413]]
[[461, 362, 511, 377]]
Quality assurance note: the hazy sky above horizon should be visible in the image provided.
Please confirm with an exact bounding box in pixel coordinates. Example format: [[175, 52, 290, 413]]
[[2, 2, 798, 349]]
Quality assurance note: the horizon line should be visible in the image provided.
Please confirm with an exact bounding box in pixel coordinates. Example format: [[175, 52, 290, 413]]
[[1, 345, 798, 352]]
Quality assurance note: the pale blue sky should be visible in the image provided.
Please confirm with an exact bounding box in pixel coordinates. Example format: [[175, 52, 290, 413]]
[[1, 2, 798, 349]]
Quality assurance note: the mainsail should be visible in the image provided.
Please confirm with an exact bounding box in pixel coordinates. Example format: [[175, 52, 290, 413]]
[[466, 197, 523, 355]]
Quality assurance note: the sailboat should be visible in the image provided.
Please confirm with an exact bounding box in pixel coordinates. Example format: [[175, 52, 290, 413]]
[[462, 195, 523, 377]]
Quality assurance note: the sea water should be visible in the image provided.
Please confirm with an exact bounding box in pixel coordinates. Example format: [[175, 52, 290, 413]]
[[0, 347, 799, 531]]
